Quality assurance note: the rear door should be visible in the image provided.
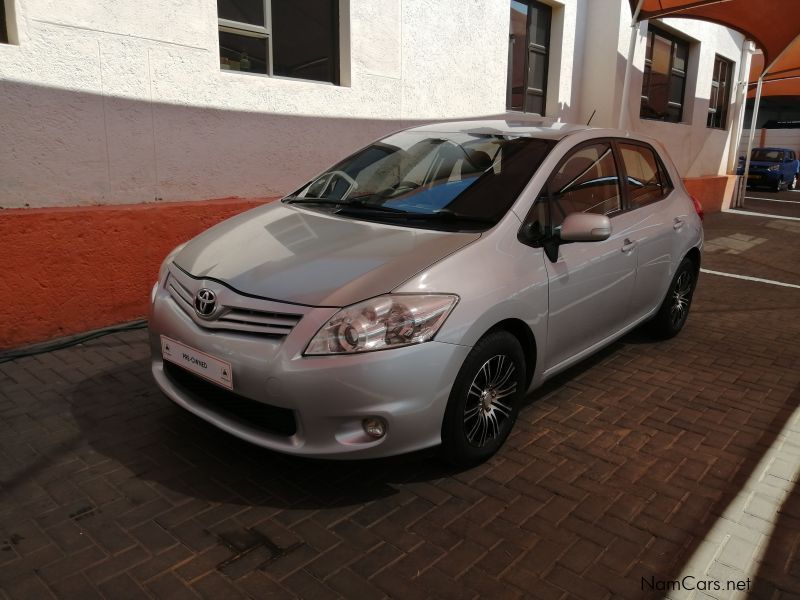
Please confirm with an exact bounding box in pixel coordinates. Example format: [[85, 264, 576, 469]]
[[614, 141, 677, 320]]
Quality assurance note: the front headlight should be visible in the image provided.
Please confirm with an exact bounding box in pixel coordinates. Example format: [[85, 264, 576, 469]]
[[305, 294, 459, 355], [767, 164, 780, 172]]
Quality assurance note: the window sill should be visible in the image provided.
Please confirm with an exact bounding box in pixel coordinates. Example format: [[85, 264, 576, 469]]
[[219, 69, 342, 88], [639, 116, 693, 127]]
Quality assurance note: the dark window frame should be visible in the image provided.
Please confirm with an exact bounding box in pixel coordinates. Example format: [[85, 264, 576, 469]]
[[506, 0, 551, 115], [640, 26, 689, 123], [1, 0, 9, 44], [217, 0, 340, 85], [613, 139, 674, 210], [707, 54, 733, 129]]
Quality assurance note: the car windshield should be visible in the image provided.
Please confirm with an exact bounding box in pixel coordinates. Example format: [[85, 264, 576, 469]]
[[750, 149, 785, 162], [283, 131, 556, 231]]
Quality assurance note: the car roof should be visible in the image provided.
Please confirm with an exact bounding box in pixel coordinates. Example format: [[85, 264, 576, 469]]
[[406, 118, 590, 140], [753, 147, 793, 152]]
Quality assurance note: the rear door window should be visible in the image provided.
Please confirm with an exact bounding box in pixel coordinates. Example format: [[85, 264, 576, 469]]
[[618, 142, 671, 209]]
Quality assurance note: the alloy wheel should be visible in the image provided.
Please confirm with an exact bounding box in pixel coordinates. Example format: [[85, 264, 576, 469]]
[[670, 270, 693, 328], [463, 354, 517, 447]]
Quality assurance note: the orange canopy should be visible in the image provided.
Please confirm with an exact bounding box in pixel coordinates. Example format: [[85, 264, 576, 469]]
[[747, 51, 800, 97], [629, 0, 800, 81]]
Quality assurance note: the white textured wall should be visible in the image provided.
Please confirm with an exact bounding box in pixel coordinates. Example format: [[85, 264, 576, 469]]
[[739, 130, 800, 157], [0, 0, 510, 208], [577, 0, 746, 178], [0, 0, 746, 208]]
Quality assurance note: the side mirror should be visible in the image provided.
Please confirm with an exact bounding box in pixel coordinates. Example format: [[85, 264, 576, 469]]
[[560, 213, 611, 242]]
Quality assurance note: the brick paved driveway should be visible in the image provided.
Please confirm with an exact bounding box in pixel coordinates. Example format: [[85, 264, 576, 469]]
[[1, 211, 799, 599]]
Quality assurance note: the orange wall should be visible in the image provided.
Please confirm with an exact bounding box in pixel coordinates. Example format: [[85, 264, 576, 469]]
[[683, 175, 730, 213], [2, 178, 729, 350], [0, 198, 273, 350]]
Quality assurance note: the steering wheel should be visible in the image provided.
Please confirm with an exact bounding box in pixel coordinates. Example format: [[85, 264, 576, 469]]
[[308, 170, 358, 200]]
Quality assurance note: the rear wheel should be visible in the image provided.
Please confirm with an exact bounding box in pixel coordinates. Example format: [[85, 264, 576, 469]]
[[648, 257, 698, 339], [441, 331, 526, 466], [789, 174, 797, 191]]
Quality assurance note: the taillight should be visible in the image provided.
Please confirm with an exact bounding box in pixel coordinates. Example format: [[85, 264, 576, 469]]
[[690, 195, 704, 222]]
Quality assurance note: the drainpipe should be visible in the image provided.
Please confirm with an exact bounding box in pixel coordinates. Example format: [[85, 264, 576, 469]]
[[726, 40, 754, 175], [742, 76, 763, 196], [618, 0, 645, 130]]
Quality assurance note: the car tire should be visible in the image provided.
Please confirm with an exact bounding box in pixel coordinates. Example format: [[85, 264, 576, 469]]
[[789, 174, 797, 191], [773, 179, 782, 192], [648, 257, 698, 339], [441, 330, 526, 467]]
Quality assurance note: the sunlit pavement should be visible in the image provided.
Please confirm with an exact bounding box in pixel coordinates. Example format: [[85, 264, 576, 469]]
[[1, 208, 799, 599]]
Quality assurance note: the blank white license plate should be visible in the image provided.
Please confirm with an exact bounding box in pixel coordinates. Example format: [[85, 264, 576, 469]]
[[160, 335, 233, 390]]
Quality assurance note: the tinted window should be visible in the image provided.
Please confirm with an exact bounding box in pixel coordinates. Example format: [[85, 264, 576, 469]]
[[506, 1, 551, 114], [547, 143, 621, 227], [707, 55, 732, 129], [619, 143, 670, 208], [641, 27, 689, 123], [272, 0, 338, 84], [218, 0, 339, 84]]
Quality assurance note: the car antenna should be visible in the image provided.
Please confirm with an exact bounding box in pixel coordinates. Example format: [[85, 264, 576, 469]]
[[586, 109, 596, 126]]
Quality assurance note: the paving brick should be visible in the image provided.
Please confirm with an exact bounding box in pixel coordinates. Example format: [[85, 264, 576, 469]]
[[2, 210, 800, 599], [96, 573, 148, 599], [47, 573, 102, 600]]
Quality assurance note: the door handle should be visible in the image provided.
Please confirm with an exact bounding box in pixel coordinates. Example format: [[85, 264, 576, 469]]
[[621, 238, 637, 253], [673, 217, 685, 230]]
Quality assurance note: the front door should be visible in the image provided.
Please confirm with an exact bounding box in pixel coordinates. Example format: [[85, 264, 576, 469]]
[[537, 142, 638, 371]]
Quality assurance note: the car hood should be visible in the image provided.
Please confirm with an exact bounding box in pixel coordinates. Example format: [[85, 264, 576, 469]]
[[173, 202, 480, 307]]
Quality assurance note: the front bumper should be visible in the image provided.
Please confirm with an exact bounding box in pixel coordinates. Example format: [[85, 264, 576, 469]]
[[740, 170, 780, 186], [148, 273, 471, 459]]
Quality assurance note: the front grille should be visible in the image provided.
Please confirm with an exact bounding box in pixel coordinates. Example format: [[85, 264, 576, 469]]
[[164, 362, 297, 437], [166, 271, 303, 339]]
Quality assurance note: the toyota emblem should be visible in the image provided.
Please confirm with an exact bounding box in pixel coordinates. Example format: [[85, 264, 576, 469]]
[[194, 288, 217, 318]]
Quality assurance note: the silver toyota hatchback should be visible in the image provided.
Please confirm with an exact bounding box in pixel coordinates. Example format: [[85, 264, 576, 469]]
[[149, 119, 703, 465]]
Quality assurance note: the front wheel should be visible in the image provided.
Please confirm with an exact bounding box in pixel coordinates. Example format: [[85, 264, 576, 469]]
[[441, 331, 526, 466], [648, 257, 698, 339]]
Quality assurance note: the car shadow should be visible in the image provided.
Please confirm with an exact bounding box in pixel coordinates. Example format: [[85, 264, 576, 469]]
[[68, 330, 641, 511]]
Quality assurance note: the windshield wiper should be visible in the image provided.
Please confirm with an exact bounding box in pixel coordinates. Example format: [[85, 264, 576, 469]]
[[285, 196, 408, 213], [285, 197, 494, 227], [388, 209, 496, 225], [283, 196, 342, 205]]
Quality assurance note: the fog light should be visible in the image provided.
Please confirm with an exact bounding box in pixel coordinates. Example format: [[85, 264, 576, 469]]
[[362, 417, 387, 439]]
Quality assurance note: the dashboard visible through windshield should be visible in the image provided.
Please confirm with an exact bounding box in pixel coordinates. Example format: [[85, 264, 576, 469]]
[[283, 131, 556, 231]]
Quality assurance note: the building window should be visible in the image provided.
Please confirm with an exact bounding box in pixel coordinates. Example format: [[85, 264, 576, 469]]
[[218, 0, 339, 84], [1, 0, 9, 44], [707, 55, 732, 129], [640, 27, 689, 123], [507, 0, 551, 115]]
